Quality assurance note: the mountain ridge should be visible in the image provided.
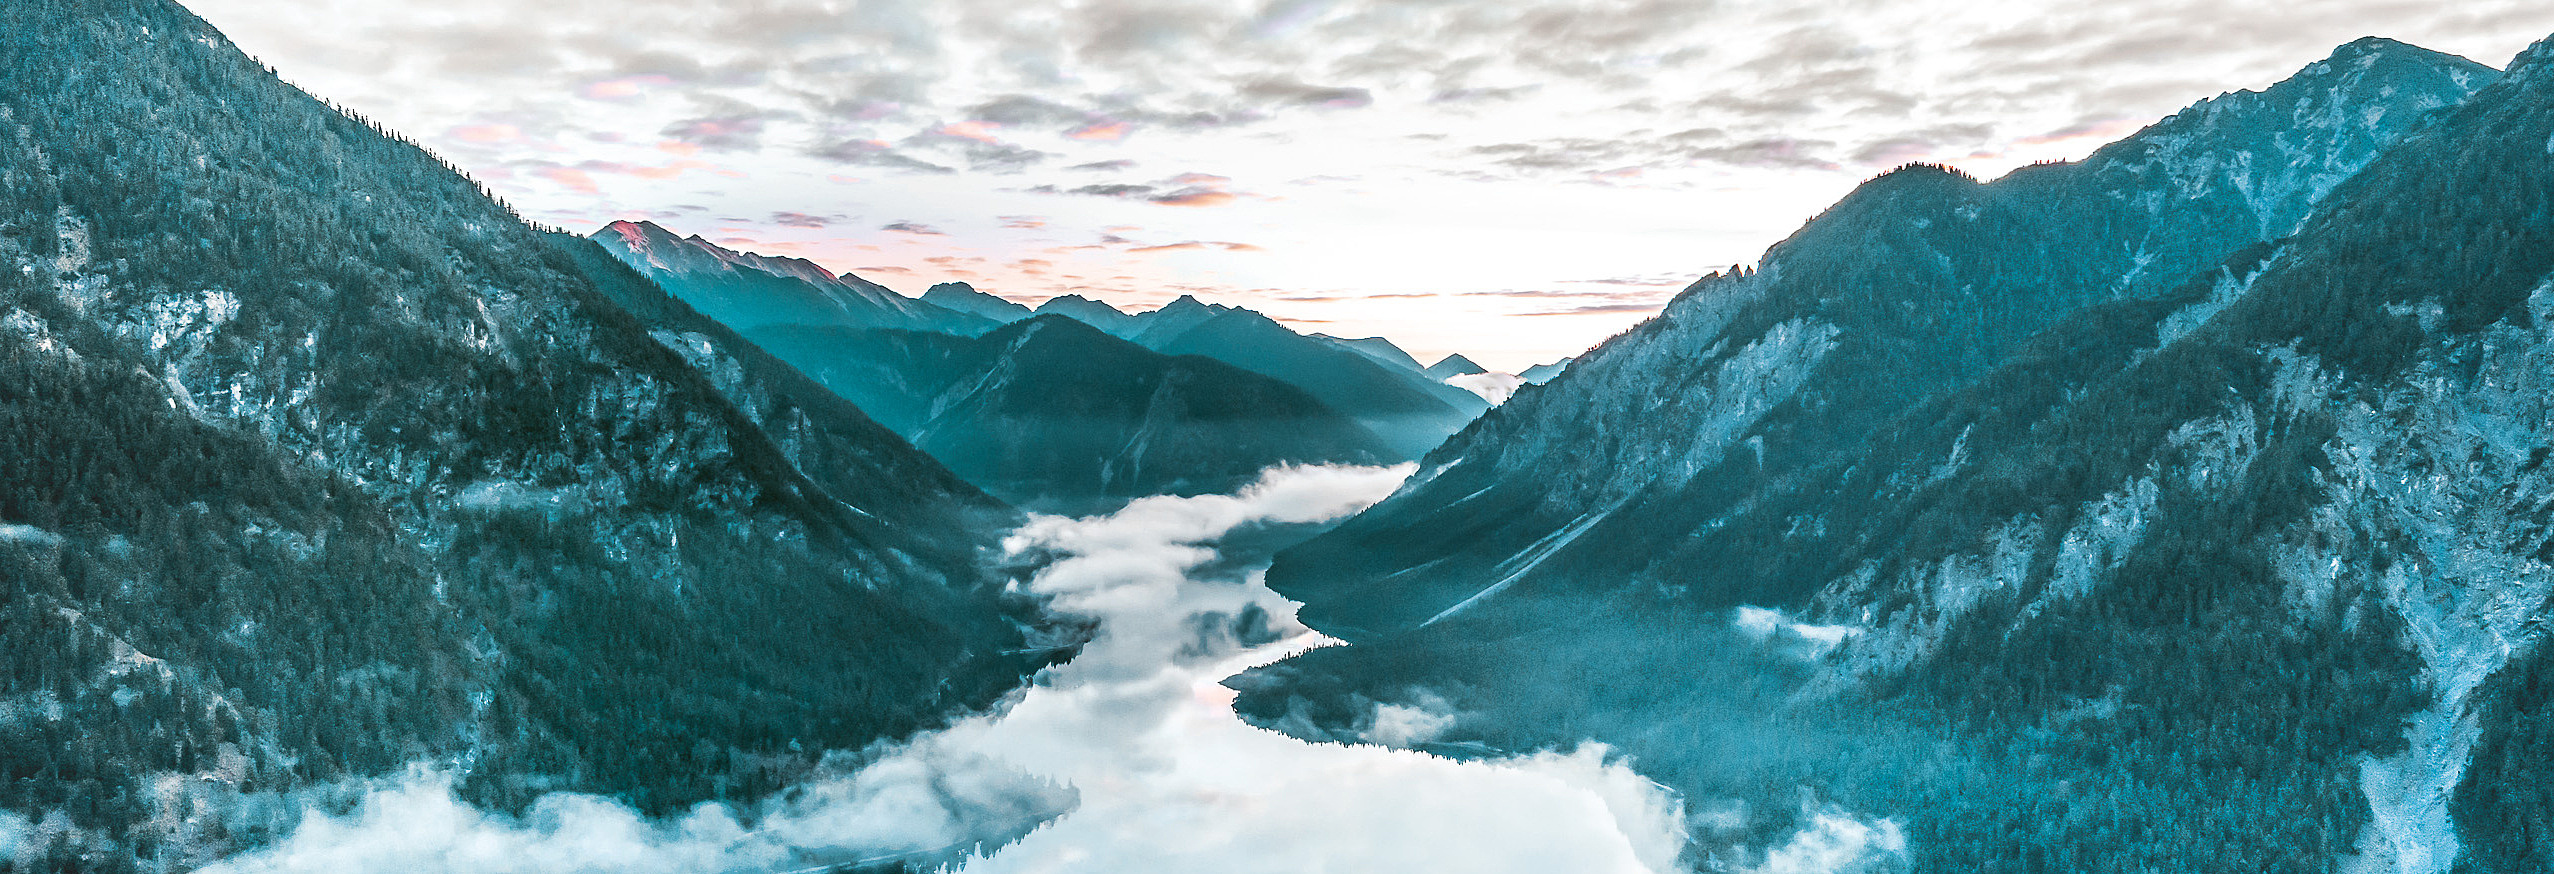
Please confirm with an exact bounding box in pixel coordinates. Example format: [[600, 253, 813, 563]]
[[750, 313, 1395, 509], [1265, 33, 2501, 641], [1237, 32, 2545, 872]]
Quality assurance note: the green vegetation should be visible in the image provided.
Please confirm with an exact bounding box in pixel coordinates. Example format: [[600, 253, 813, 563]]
[[0, 2, 1053, 868]]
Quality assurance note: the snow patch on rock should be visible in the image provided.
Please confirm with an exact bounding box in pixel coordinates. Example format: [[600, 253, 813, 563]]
[[2274, 281, 2554, 873]]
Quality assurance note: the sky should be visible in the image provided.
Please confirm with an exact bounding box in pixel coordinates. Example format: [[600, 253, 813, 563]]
[[183, 1, 2554, 371]]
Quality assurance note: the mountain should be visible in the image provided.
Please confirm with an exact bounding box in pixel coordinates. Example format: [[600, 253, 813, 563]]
[[1422, 354, 1488, 380], [920, 281, 1034, 323], [1322, 335, 1431, 373], [0, 3, 1051, 869], [1030, 293, 1146, 337], [1020, 296, 1488, 454], [1237, 35, 2539, 871], [751, 316, 1393, 509], [547, 233, 1017, 538], [1142, 309, 1491, 457], [1124, 294, 1232, 346], [1518, 358, 1573, 384], [596, 220, 997, 336], [585, 223, 1488, 480], [1265, 35, 2496, 642]]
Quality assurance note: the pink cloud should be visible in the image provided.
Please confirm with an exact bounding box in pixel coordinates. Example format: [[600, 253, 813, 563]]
[[569, 158, 726, 182], [1066, 120, 1131, 141], [2013, 117, 2145, 148], [579, 74, 676, 101], [934, 121, 1004, 144], [1130, 240, 1264, 253], [537, 167, 599, 195], [449, 124, 522, 144], [1152, 189, 1237, 207]]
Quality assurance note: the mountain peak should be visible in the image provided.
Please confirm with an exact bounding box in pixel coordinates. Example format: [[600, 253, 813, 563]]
[[590, 220, 850, 289], [600, 218, 668, 237], [1424, 354, 1488, 379], [2333, 34, 2416, 58], [1321, 335, 1430, 374], [1035, 294, 1130, 318], [921, 282, 1034, 324], [596, 219, 687, 252], [2303, 34, 2490, 81], [1029, 294, 1145, 336]]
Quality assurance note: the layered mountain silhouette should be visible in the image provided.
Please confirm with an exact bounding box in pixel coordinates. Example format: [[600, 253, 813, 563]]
[[596, 219, 999, 336], [1239, 35, 2554, 872], [595, 231, 1491, 500], [0, 2, 1055, 869], [753, 315, 1392, 509], [1321, 334, 1432, 374], [1141, 308, 1489, 455], [920, 280, 1034, 323]]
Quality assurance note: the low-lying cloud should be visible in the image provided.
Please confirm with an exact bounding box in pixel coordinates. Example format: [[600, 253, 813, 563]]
[[207, 465, 1695, 874], [1744, 806, 1909, 874], [1734, 606, 1864, 663]]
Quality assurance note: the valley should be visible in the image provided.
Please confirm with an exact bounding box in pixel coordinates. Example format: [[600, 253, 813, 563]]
[[5, 1, 2554, 872]]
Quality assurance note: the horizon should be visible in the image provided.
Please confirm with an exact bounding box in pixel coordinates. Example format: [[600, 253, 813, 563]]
[[181, 2, 2554, 370]]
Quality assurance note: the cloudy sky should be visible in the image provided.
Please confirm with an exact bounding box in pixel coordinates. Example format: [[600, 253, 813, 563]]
[[186, 0, 2554, 370]]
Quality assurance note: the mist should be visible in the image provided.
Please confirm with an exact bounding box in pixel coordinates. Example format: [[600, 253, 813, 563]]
[[207, 465, 1694, 873]]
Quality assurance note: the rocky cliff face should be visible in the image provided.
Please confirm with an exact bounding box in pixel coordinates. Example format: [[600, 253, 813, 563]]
[[1241, 35, 2554, 872], [0, 2, 1049, 869]]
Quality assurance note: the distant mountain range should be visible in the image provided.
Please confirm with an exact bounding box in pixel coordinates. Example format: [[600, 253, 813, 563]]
[[592, 223, 1491, 504], [1237, 33, 2554, 873], [597, 219, 999, 336], [752, 315, 1392, 511]]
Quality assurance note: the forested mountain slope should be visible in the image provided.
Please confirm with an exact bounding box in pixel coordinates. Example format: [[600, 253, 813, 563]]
[[1268, 36, 2498, 641], [0, 2, 1050, 869], [1240, 35, 2554, 873]]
